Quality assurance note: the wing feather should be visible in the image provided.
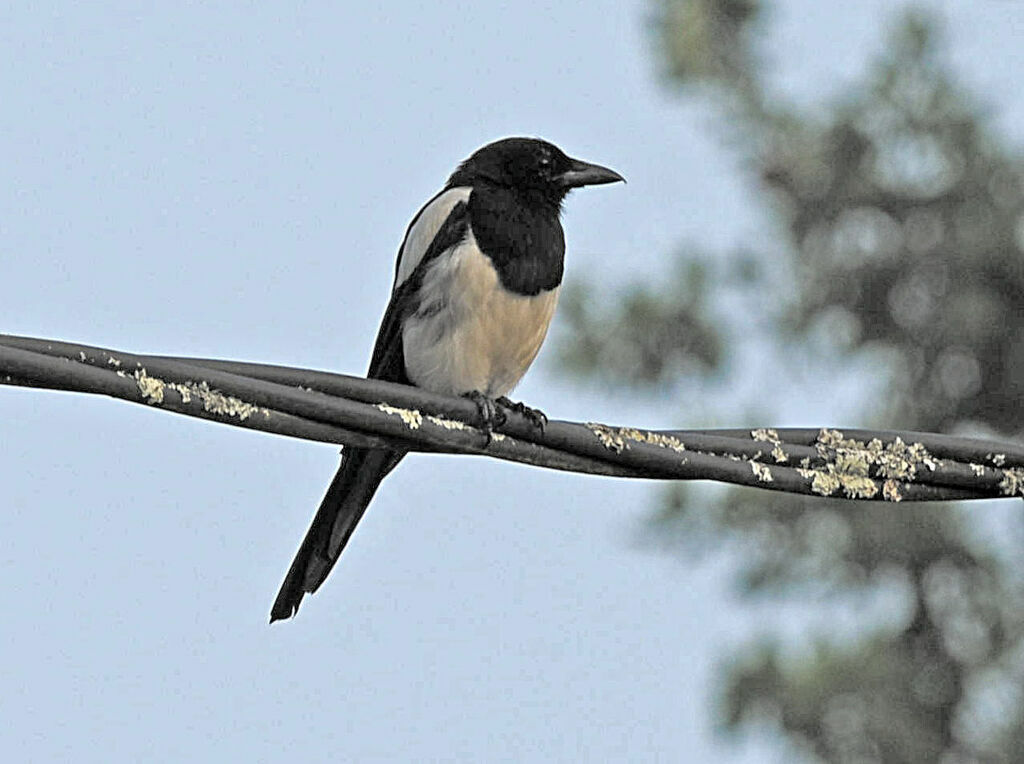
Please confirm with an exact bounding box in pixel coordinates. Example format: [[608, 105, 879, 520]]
[[393, 186, 472, 289], [270, 197, 471, 620], [368, 198, 470, 383]]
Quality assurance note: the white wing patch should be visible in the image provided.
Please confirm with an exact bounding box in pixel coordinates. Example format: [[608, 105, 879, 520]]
[[402, 227, 560, 398], [394, 186, 472, 289]]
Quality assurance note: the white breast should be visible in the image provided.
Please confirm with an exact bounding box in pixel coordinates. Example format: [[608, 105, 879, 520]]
[[402, 228, 560, 398]]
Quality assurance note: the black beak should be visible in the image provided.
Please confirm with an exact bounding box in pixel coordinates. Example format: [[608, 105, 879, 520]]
[[557, 157, 625, 189]]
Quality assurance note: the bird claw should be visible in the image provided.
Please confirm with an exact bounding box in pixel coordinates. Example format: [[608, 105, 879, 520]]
[[496, 396, 548, 433], [462, 391, 506, 445], [461, 393, 548, 445]]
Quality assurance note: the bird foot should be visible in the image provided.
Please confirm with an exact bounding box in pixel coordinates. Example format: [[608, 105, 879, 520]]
[[462, 391, 506, 444], [496, 396, 548, 433]]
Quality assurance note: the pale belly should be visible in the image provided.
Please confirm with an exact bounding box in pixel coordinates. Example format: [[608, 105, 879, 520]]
[[401, 233, 559, 398]]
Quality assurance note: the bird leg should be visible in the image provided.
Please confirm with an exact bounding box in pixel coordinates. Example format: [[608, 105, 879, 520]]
[[462, 391, 507, 444], [496, 396, 548, 433]]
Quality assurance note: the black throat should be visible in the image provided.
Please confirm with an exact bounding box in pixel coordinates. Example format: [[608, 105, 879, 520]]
[[462, 183, 566, 296]]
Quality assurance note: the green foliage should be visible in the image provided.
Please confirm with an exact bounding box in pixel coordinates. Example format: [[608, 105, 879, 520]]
[[760, 15, 1024, 433], [558, 258, 723, 389], [657, 487, 984, 596], [558, 2, 1024, 760], [657, 0, 762, 90]]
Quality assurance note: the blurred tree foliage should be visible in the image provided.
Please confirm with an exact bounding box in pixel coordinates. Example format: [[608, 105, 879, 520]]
[[559, 2, 1024, 761]]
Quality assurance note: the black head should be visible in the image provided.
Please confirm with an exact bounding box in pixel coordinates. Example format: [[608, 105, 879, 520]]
[[448, 137, 623, 206]]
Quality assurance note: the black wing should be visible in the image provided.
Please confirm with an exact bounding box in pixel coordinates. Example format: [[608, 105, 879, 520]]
[[366, 199, 470, 383], [269, 199, 470, 621]]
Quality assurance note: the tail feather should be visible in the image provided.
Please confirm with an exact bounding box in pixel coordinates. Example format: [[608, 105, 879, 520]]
[[270, 447, 404, 622]]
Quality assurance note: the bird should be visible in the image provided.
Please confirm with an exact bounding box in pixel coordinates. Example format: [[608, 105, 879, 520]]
[[270, 137, 624, 621]]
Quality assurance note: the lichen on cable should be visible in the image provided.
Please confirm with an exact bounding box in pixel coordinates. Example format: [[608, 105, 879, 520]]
[[376, 403, 423, 429], [586, 422, 686, 454], [133, 368, 266, 420]]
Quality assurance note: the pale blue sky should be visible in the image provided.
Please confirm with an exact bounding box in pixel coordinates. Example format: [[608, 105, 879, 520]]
[[2, 2, 1022, 761]]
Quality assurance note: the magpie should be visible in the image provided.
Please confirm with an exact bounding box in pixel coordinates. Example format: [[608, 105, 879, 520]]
[[270, 137, 623, 621]]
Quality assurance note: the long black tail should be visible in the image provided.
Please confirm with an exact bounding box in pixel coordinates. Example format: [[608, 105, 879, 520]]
[[270, 447, 405, 621]]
